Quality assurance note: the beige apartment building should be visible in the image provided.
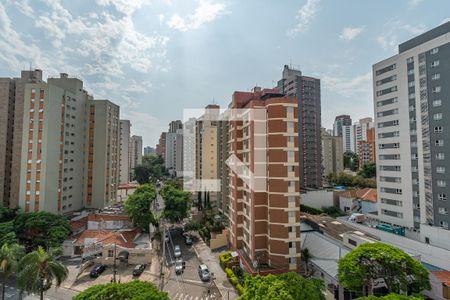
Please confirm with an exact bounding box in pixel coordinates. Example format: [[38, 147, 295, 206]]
[[228, 88, 301, 273], [129, 135, 143, 179], [119, 120, 131, 184], [321, 128, 344, 180], [196, 105, 220, 208], [0, 69, 43, 208], [85, 100, 120, 208], [19, 74, 89, 213]]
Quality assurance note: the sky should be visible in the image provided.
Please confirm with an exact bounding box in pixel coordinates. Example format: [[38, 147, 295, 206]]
[[1, 0, 450, 146]]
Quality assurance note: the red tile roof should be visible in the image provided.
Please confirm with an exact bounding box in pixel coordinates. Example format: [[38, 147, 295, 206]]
[[87, 214, 129, 222], [74, 228, 140, 249], [339, 188, 377, 203], [432, 271, 450, 286]]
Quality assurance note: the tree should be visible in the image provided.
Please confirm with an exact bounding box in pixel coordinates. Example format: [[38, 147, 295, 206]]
[[133, 154, 168, 184], [0, 207, 18, 223], [73, 280, 169, 300], [0, 243, 25, 300], [13, 212, 71, 251], [124, 184, 157, 230], [301, 248, 312, 276], [0, 222, 17, 248], [240, 272, 325, 300], [358, 162, 377, 178], [133, 164, 153, 185], [344, 151, 359, 171], [17, 247, 68, 300], [338, 243, 430, 296], [160, 185, 191, 223]]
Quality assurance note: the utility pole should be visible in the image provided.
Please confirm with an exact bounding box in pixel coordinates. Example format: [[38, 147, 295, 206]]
[[113, 243, 117, 283], [160, 220, 166, 291]]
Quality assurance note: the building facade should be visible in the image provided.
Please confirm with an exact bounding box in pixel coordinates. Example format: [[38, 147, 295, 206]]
[[321, 128, 344, 179], [0, 69, 43, 208], [358, 127, 376, 167], [354, 117, 374, 154], [144, 146, 155, 156], [85, 100, 120, 208], [119, 120, 131, 184], [165, 121, 183, 176], [157, 132, 167, 160], [342, 124, 355, 153], [373, 22, 450, 245], [228, 88, 301, 272], [277, 65, 322, 189], [129, 135, 143, 179], [333, 115, 352, 137]]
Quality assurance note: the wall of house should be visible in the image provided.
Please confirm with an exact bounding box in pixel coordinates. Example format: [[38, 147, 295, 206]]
[[302, 189, 337, 209]]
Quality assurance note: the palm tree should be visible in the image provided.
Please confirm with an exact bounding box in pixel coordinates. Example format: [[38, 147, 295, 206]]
[[301, 248, 312, 276], [0, 243, 24, 300], [17, 247, 68, 300]]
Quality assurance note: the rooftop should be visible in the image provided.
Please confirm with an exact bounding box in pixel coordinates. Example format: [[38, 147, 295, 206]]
[[399, 21, 450, 53], [74, 228, 141, 249], [339, 188, 377, 203], [431, 271, 450, 286]]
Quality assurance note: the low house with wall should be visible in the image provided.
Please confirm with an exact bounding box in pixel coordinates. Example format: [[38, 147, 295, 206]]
[[339, 188, 377, 215], [301, 189, 340, 210]]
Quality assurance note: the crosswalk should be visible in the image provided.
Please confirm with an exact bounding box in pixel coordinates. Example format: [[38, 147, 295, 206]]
[[169, 292, 219, 300]]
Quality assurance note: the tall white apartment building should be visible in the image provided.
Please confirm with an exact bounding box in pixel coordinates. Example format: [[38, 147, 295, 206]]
[[342, 124, 355, 153], [129, 135, 143, 178], [374, 21, 450, 249], [119, 120, 131, 184], [354, 117, 374, 154]]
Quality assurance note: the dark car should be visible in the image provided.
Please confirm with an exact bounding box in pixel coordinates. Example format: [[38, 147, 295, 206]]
[[89, 264, 106, 278], [133, 264, 147, 276]]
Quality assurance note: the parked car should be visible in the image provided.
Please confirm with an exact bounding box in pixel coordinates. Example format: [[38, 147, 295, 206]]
[[198, 264, 210, 281], [174, 245, 182, 258], [133, 264, 147, 276], [184, 235, 193, 245], [89, 264, 106, 278], [175, 259, 186, 275]]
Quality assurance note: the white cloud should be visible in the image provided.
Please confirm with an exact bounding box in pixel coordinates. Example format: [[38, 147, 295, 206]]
[[408, 0, 423, 7], [96, 0, 149, 16], [167, 0, 227, 32], [339, 26, 365, 41], [288, 0, 320, 36], [376, 21, 426, 52], [401, 24, 426, 35], [120, 110, 164, 146]]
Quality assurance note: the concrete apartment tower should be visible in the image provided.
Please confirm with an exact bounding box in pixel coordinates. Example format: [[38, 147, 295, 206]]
[[333, 114, 352, 137], [321, 128, 344, 180], [354, 117, 374, 154], [358, 127, 376, 167], [277, 65, 322, 189], [342, 124, 355, 153], [195, 105, 220, 208], [165, 120, 183, 176], [85, 100, 120, 208], [129, 135, 143, 179], [0, 69, 43, 208], [218, 110, 230, 217], [373, 21, 450, 249], [157, 132, 167, 160], [228, 88, 301, 273], [18, 73, 89, 213], [119, 120, 131, 184]]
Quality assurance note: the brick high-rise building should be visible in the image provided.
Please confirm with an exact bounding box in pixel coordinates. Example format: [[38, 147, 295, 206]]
[[228, 87, 301, 273], [277, 65, 322, 189], [85, 100, 120, 208], [358, 127, 376, 167], [157, 132, 167, 160], [0, 69, 43, 208]]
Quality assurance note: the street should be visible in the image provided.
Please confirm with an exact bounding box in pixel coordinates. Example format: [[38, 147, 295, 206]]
[[1, 277, 78, 300], [163, 227, 221, 300]]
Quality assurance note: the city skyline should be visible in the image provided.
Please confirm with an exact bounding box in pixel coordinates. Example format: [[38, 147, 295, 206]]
[[1, 0, 450, 145]]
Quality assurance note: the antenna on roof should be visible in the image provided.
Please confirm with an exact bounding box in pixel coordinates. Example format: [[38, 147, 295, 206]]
[[212, 97, 216, 104]]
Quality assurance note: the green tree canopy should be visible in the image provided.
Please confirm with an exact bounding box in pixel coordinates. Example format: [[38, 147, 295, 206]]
[[240, 272, 325, 300], [344, 151, 359, 171], [73, 280, 169, 300], [358, 162, 377, 178], [124, 184, 157, 230], [17, 247, 68, 300], [13, 212, 71, 251], [134, 154, 167, 184], [338, 243, 430, 295], [0, 206, 18, 223], [1, 243, 25, 299], [160, 184, 191, 223], [0, 221, 18, 248]]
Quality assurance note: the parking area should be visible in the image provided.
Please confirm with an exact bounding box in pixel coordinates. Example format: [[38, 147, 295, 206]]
[[163, 227, 221, 300]]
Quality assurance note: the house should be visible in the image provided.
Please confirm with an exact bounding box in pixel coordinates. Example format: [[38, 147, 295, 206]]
[[339, 188, 377, 215]]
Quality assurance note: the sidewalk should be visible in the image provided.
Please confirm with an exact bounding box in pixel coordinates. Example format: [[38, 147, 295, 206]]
[[193, 239, 239, 300]]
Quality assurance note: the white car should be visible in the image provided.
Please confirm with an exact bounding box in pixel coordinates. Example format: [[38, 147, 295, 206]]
[[175, 259, 185, 274], [198, 264, 210, 281], [174, 245, 182, 258]]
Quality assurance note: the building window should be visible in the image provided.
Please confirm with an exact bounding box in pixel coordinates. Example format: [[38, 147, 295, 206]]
[[436, 153, 445, 160], [432, 86, 441, 93], [287, 107, 294, 114], [437, 193, 447, 201], [438, 207, 448, 215], [287, 166, 294, 173], [434, 126, 443, 133], [437, 181, 447, 188], [288, 211, 295, 218], [433, 113, 443, 120], [289, 257, 297, 264], [431, 60, 440, 68], [430, 47, 439, 54], [348, 239, 357, 247], [433, 99, 442, 107], [440, 221, 449, 229], [436, 166, 446, 174], [431, 73, 441, 80], [435, 140, 444, 147], [108, 249, 114, 257]]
